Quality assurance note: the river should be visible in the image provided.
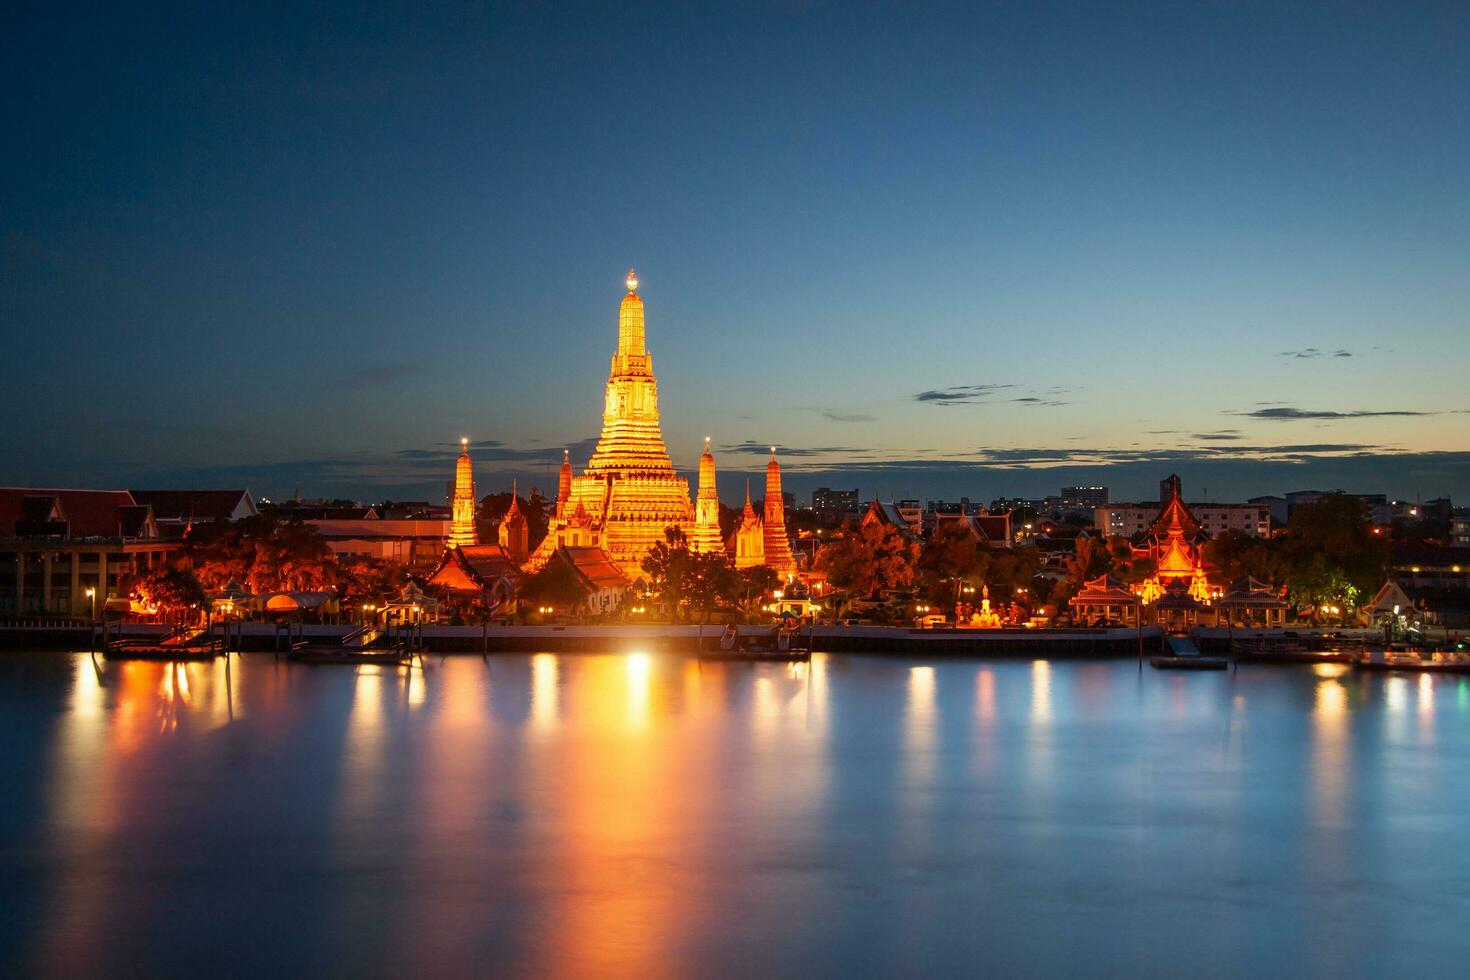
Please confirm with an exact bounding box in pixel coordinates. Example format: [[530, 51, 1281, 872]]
[[1, 651, 1467, 977]]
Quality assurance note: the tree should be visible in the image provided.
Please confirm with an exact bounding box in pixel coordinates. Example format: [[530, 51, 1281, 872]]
[[641, 527, 694, 622], [916, 523, 989, 602], [684, 550, 738, 623], [816, 521, 918, 598], [181, 513, 338, 594], [337, 556, 410, 604], [1063, 535, 1112, 592], [132, 565, 207, 619], [521, 560, 591, 614], [1279, 495, 1387, 602], [735, 565, 781, 617]]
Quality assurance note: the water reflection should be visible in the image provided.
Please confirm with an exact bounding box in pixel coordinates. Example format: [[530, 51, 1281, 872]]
[[9, 653, 1470, 976]]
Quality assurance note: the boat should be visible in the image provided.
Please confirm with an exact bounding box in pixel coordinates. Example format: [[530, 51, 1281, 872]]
[[1232, 637, 1359, 665], [288, 644, 417, 666], [105, 626, 221, 661], [1151, 635, 1229, 670], [1353, 645, 1470, 674], [701, 624, 810, 662]]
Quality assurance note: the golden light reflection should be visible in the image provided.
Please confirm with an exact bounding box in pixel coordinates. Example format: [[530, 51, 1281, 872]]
[[626, 651, 651, 731], [1417, 673, 1436, 741], [1311, 673, 1350, 842], [1312, 663, 1348, 679], [976, 668, 995, 725], [531, 653, 559, 731], [1030, 660, 1052, 724], [904, 665, 938, 790]]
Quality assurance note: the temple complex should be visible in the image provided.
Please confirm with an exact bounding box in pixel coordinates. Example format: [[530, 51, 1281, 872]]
[[448, 438, 477, 548], [761, 448, 797, 576], [689, 438, 725, 554]]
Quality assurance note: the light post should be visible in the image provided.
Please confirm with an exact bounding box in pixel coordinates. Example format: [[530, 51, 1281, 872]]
[[85, 587, 97, 621]]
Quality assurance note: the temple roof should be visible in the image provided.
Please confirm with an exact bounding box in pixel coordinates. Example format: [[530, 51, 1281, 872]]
[[428, 543, 524, 592]]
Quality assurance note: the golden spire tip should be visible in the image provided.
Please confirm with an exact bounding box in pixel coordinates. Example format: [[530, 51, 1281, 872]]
[[626, 268, 638, 292]]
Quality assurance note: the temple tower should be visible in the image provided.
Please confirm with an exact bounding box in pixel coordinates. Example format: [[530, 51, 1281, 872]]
[[526, 270, 695, 577], [556, 449, 573, 520], [449, 438, 477, 548], [733, 479, 766, 569], [498, 478, 529, 563], [762, 448, 797, 575], [689, 437, 725, 554]]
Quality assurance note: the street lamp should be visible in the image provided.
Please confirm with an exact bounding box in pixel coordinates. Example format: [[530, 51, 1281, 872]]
[[85, 586, 97, 620]]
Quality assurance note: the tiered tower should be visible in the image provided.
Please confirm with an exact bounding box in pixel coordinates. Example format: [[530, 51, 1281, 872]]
[[733, 479, 765, 569], [762, 448, 797, 575], [498, 479, 529, 562], [556, 449, 573, 519], [689, 437, 725, 554], [530, 270, 695, 576], [449, 438, 477, 548]]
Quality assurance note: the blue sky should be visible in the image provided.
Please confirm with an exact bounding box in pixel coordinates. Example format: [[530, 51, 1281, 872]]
[[3, 1, 1468, 505]]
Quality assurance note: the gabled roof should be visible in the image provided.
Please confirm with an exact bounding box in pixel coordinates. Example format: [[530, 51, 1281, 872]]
[[132, 489, 256, 523], [557, 546, 630, 592], [427, 543, 524, 592], [862, 500, 922, 540], [0, 488, 154, 539], [1070, 574, 1139, 605]]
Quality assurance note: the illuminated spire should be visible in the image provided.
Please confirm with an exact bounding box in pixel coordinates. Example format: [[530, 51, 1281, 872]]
[[449, 437, 477, 548], [618, 268, 645, 356], [690, 437, 724, 554], [761, 447, 796, 574]]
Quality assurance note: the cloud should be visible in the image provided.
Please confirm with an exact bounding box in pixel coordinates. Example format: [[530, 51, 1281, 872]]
[[913, 384, 1018, 404], [821, 411, 877, 423], [721, 441, 864, 457], [1194, 432, 1243, 441], [1278, 348, 1354, 360], [1011, 397, 1070, 407], [1239, 407, 1433, 421]]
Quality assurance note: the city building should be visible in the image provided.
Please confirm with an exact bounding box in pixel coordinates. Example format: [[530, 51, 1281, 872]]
[[131, 489, 257, 534], [1061, 486, 1109, 510], [1096, 477, 1270, 539], [306, 516, 452, 569], [812, 487, 859, 515], [0, 488, 176, 616]]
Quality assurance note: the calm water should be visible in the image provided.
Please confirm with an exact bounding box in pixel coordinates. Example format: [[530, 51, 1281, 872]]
[[2, 651, 1469, 978]]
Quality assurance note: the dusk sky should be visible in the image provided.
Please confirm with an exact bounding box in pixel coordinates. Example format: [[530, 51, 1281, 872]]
[[5, 2, 1468, 505]]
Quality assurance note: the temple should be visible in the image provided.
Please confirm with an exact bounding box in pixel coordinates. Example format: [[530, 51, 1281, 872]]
[[689, 438, 725, 554], [1133, 475, 1213, 605], [529, 270, 696, 577], [732, 480, 765, 569], [448, 438, 477, 548], [760, 448, 797, 576]]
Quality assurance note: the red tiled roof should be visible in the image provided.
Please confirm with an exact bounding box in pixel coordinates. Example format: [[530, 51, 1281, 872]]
[[0, 487, 150, 539]]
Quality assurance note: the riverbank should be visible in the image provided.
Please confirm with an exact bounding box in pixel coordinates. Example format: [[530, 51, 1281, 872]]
[[0, 621, 1369, 657]]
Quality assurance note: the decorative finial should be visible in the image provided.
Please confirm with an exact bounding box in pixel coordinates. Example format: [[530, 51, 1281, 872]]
[[563, 448, 570, 462], [461, 436, 469, 449], [626, 268, 638, 292], [770, 446, 776, 458]]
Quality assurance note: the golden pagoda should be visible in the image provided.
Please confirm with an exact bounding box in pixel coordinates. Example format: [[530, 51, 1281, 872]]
[[689, 437, 725, 554], [448, 437, 477, 548], [529, 270, 696, 577], [761, 447, 797, 576]]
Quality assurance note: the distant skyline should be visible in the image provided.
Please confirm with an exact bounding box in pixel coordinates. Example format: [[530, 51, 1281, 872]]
[[4, 2, 1468, 504]]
